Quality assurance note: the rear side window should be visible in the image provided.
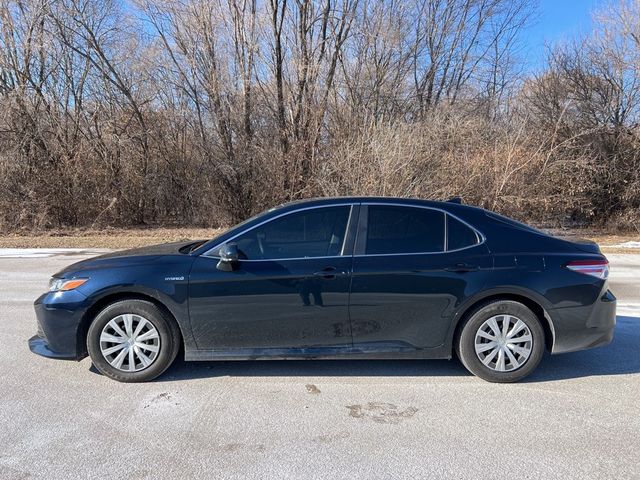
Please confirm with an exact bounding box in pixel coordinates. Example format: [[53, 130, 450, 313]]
[[366, 205, 445, 254], [447, 215, 480, 250]]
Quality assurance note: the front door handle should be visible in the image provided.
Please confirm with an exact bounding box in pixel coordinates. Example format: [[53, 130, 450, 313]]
[[312, 267, 346, 279], [445, 263, 479, 273]]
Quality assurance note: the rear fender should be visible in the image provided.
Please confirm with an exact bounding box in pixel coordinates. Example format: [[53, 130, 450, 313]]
[[444, 286, 556, 353]]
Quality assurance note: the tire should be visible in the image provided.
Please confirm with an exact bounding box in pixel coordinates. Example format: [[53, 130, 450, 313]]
[[456, 300, 545, 383], [87, 299, 181, 382]]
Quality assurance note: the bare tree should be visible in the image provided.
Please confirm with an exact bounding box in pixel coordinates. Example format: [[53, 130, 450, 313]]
[[3, 0, 637, 233]]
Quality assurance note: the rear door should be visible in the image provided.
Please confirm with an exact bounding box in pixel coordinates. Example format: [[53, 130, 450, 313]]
[[349, 204, 491, 350]]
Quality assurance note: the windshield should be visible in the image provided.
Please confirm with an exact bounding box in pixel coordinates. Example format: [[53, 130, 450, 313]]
[[192, 206, 280, 255]]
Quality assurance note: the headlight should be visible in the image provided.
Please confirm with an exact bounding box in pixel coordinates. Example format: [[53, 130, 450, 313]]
[[49, 277, 88, 292]]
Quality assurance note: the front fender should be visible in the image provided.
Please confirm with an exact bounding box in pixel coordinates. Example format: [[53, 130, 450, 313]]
[[80, 279, 194, 354], [72, 256, 197, 356]]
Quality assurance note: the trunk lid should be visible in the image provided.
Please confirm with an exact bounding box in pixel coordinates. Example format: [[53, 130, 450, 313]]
[[554, 235, 603, 254]]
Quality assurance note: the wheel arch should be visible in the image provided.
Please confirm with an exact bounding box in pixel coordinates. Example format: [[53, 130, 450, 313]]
[[76, 291, 185, 359], [450, 291, 555, 354]]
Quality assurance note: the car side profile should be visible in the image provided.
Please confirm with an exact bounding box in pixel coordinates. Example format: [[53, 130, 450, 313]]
[[29, 197, 616, 383]]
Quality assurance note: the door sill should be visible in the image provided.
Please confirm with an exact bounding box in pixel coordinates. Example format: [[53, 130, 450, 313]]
[[185, 342, 448, 361]]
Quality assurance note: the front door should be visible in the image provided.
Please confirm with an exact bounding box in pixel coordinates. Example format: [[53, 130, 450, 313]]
[[188, 205, 356, 351]]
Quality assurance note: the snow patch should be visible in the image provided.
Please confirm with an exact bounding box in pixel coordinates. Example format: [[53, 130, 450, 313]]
[[607, 241, 640, 249], [617, 303, 640, 316], [0, 248, 109, 258]]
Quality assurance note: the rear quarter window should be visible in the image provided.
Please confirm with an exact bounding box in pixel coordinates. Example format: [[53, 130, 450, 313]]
[[446, 215, 480, 250]]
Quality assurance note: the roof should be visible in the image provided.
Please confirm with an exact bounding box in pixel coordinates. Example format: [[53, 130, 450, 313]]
[[275, 196, 465, 209]]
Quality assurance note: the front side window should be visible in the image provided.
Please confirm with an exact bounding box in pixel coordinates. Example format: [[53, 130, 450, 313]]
[[225, 206, 351, 260], [365, 205, 445, 254]]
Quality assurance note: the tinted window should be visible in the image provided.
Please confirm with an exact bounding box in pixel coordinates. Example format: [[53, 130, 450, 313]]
[[230, 206, 351, 260], [366, 205, 445, 254], [447, 215, 479, 250]]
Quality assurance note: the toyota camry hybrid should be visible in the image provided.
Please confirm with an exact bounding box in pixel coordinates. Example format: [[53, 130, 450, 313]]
[[29, 197, 616, 383]]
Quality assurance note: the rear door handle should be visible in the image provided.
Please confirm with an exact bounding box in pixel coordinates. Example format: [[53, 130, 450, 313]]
[[312, 267, 347, 278], [445, 263, 479, 273]]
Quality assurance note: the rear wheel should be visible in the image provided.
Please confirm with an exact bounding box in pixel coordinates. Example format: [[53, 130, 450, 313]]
[[87, 299, 181, 382], [456, 300, 545, 383]]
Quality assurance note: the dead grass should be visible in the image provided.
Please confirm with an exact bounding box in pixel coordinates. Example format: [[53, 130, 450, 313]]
[[0, 227, 226, 249], [0, 227, 637, 253]]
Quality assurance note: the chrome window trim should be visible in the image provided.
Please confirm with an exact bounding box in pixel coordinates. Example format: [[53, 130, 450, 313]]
[[226, 254, 349, 263], [444, 210, 483, 252], [352, 245, 483, 258], [202, 200, 486, 260], [358, 202, 486, 256], [202, 203, 357, 260]]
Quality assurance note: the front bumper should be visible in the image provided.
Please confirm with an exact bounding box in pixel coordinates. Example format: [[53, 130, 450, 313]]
[[28, 335, 77, 359], [549, 289, 616, 354], [30, 290, 89, 360]]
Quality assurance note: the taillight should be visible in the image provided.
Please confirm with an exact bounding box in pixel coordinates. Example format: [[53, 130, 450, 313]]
[[565, 259, 609, 279]]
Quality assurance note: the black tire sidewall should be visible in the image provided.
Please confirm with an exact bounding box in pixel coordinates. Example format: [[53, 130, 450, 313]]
[[87, 300, 180, 382], [457, 300, 545, 383]]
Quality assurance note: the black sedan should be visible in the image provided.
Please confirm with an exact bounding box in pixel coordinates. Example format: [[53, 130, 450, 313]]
[[29, 197, 616, 382]]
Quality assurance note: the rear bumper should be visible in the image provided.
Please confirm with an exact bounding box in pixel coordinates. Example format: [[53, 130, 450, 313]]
[[549, 289, 616, 354], [30, 290, 89, 360]]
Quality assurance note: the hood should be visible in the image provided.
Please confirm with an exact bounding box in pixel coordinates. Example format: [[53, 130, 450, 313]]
[[55, 240, 204, 277], [91, 240, 204, 259]]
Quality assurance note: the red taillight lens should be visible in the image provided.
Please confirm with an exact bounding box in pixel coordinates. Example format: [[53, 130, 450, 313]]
[[565, 259, 609, 279]]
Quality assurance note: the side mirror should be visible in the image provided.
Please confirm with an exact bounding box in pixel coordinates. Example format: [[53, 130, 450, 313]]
[[216, 243, 240, 272]]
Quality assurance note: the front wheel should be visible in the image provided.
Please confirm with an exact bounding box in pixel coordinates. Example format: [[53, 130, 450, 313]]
[[456, 300, 545, 383], [87, 299, 181, 382]]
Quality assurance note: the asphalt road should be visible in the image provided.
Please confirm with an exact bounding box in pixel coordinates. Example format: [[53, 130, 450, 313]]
[[1, 253, 639, 479]]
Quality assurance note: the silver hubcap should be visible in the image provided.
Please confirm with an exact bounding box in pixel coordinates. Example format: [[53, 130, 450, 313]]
[[99, 314, 160, 372], [474, 315, 533, 372]]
